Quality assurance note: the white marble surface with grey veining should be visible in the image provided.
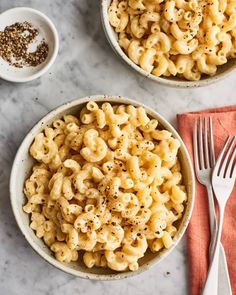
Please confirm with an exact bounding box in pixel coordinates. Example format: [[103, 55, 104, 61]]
[[0, 1, 236, 295]]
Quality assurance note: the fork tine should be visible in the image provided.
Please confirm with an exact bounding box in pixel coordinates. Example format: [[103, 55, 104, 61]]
[[214, 136, 230, 175], [226, 142, 236, 178], [193, 118, 200, 171], [219, 136, 235, 177], [232, 162, 236, 179], [209, 117, 215, 167], [198, 117, 205, 169], [204, 117, 210, 168]]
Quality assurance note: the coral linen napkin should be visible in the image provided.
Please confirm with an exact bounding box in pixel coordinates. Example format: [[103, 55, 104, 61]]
[[177, 106, 236, 295]]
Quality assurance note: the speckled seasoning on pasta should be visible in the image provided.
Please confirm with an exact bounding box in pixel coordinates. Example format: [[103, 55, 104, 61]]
[[108, 0, 236, 81], [23, 101, 187, 271]]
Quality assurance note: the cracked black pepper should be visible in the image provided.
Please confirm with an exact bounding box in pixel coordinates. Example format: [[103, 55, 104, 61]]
[[0, 21, 49, 68]]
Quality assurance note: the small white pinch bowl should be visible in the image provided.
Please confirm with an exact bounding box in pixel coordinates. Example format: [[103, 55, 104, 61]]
[[101, 0, 236, 88], [10, 95, 195, 280], [0, 7, 59, 83]]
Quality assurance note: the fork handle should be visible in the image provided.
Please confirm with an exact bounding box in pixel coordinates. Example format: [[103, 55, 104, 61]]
[[218, 244, 232, 295], [206, 186, 216, 237], [202, 205, 225, 295], [206, 186, 232, 295], [206, 186, 216, 258]]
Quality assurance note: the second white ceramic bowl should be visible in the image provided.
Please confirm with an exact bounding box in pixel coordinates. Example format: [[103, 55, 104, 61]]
[[10, 95, 195, 280], [101, 0, 236, 88]]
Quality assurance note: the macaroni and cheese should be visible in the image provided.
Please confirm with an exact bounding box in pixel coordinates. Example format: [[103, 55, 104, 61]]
[[23, 101, 187, 272], [108, 0, 236, 81]]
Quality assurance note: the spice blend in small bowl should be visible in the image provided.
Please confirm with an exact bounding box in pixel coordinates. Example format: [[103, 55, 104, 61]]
[[0, 21, 49, 68], [0, 7, 59, 82]]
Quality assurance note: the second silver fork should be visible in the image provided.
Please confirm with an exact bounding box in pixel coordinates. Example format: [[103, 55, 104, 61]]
[[193, 117, 232, 295]]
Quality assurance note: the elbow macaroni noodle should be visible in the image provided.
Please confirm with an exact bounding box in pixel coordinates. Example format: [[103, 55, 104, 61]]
[[108, 0, 236, 81], [23, 101, 187, 272]]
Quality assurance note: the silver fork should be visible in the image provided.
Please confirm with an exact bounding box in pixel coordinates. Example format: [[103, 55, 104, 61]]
[[193, 117, 232, 295], [202, 136, 236, 295]]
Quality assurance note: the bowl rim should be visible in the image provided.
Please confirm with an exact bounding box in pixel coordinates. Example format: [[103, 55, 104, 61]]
[[10, 95, 195, 280], [100, 0, 236, 88], [0, 7, 59, 83]]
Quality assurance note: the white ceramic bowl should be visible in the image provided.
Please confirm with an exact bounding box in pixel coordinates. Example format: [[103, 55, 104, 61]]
[[0, 7, 59, 83], [101, 0, 236, 88], [10, 95, 195, 280]]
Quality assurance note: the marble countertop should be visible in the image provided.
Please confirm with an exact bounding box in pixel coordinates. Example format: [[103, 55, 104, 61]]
[[0, 1, 235, 295]]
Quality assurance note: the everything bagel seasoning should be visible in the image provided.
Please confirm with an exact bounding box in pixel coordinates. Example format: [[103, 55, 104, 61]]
[[0, 21, 49, 68]]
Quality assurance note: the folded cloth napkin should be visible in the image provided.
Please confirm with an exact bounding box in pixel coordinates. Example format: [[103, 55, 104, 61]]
[[177, 106, 236, 295]]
